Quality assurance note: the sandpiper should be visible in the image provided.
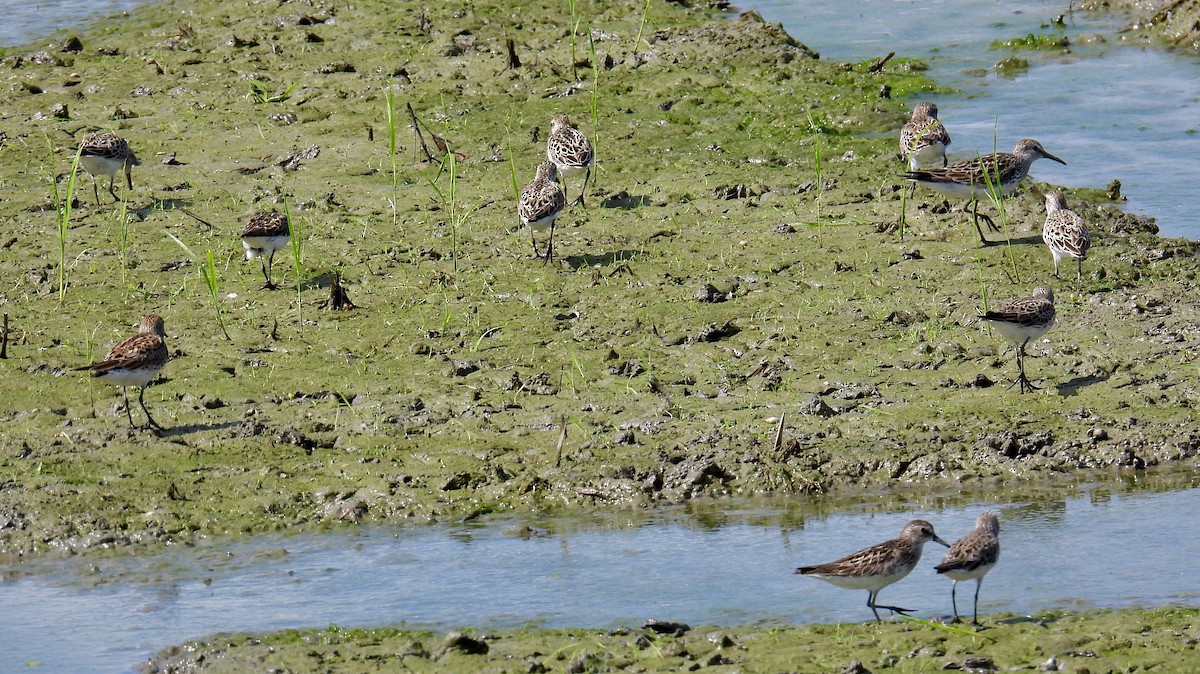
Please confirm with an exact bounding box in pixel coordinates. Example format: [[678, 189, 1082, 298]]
[[546, 114, 594, 207], [902, 139, 1066, 245], [796, 519, 950, 622], [1042, 190, 1091, 280], [241, 211, 291, 289], [981, 286, 1056, 393], [900, 102, 951, 170], [75, 314, 169, 430], [935, 512, 1001, 626], [518, 160, 566, 263], [78, 132, 140, 205]]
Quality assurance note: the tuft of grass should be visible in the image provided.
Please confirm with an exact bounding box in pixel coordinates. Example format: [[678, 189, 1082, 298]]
[[115, 199, 131, 295], [898, 614, 998, 640], [507, 142, 520, 203], [52, 146, 83, 303], [428, 149, 480, 274], [285, 200, 303, 324], [812, 140, 825, 240], [588, 32, 600, 196], [249, 80, 295, 104], [633, 0, 652, 51], [979, 130, 1020, 282], [567, 0, 583, 81], [167, 232, 232, 340], [384, 84, 400, 227]]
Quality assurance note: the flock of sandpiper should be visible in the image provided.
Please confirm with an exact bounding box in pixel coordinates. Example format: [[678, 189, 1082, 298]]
[[71, 98, 1086, 625]]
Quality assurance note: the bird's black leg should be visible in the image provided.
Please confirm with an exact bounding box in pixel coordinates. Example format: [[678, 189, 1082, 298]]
[[139, 386, 163, 430]]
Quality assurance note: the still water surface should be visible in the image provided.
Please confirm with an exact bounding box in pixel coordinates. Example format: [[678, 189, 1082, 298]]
[[0, 1, 152, 49], [2, 478, 1198, 673], [746, 0, 1200, 240]]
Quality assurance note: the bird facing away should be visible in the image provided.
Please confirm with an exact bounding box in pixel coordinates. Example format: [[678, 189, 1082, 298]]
[[796, 519, 950, 622], [900, 102, 951, 170], [546, 114, 595, 207], [1042, 190, 1092, 280], [78, 132, 140, 205], [902, 139, 1066, 245], [76, 314, 169, 430], [981, 286, 1056, 393], [935, 512, 1001, 626], [241, 211, 291, 290], [518, 161, 566, 264]]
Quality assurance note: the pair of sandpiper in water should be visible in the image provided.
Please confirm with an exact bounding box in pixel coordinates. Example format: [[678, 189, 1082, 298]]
[[798, 513, 1001, 625], [901, 102, 1085, 394]]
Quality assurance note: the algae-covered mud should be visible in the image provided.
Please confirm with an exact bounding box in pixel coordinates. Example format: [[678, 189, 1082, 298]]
[[0, 0, 1197, 561], [1081, 0, 1200, 52], [146, 608, 1200, 673]]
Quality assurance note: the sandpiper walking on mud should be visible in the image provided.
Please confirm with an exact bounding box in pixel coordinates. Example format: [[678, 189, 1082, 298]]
[[546, 114, 594, 207], [78, 132, 140, 205], [903, 139, 1066, 245], [981, 286, 1056, 393], [75, 314, 169, 430]]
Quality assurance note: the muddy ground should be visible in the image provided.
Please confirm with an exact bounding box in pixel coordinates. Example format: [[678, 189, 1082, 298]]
[[1081, 0, 1200, 52], [145, 607, 1200, 673], [0, 0, 1198, 670]]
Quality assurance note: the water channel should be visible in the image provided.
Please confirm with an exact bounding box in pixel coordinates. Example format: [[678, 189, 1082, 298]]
[[2, 474, 1198, 672]]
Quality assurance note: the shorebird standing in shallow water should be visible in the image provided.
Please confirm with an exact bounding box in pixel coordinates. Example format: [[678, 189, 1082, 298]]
[[900, 102, 951, 170], [546, 114, 594, 207], [78, 132, 140, 205], [1042, 189, 1091, 280], [796, 520, 950, 622], [981, 286, 1056, 393], [936, 512, 1001, 626], [518, 160, 566, 264], [75, 314, 169, 430], [902, 139, 1066, 245], [241, 211, 291, 290]]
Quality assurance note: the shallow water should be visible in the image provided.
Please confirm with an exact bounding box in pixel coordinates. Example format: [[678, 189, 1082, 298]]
[[0, 1, 152, 49], [2, 475, 1199, 673], [746, 0, 1200, 240]]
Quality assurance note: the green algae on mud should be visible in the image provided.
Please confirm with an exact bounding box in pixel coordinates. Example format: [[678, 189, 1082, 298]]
[[0, 0, 1197, 565], [1079, 0, 1200, 53], [146, 607, 1200, 673]]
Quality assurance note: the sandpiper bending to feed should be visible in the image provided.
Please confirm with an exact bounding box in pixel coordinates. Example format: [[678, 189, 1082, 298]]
[[935, 512, 1001, 626], [796, 519, 950, 622], [78, 132, 140, 205], [75, 314, 169, 430], [518, 161, 566, 264], [1042, 189, 1092, 280], [241, 211, 291, 290], [903, 139, 1066, 245], [981, 286, 1056, 393], [546, 114, 594, 207], [900, 102, 951, 170]]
